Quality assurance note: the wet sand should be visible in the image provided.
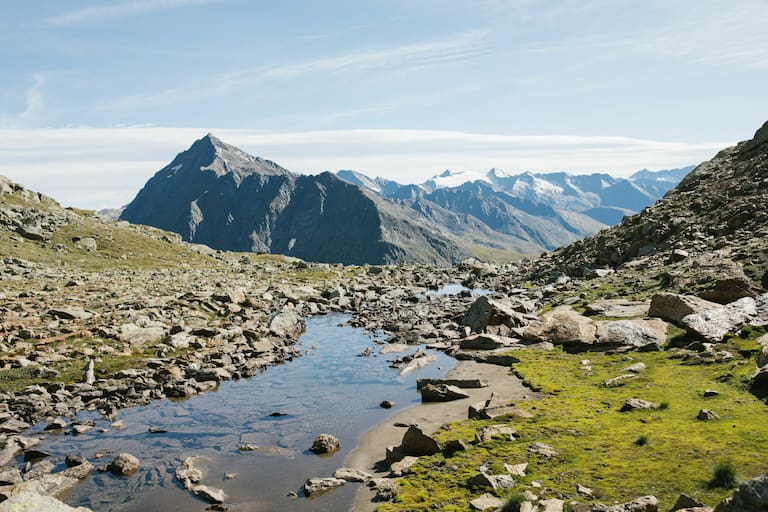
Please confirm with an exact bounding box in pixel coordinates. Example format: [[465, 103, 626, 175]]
[[345, 360, 536, 511]]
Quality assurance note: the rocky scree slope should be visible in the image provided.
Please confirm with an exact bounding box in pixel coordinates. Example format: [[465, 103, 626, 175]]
[[120, 134, 468, 266], [544, 120, 768, 289]]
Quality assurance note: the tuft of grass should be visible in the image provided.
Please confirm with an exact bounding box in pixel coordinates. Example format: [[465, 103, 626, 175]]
[[709, 461, 738, 489], [634, 434, 649, 446], [502, 493, 528, 512], [658, 401, 670, 410]]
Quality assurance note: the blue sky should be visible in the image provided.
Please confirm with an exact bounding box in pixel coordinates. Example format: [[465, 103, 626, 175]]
[[1, 0, 767, 208]]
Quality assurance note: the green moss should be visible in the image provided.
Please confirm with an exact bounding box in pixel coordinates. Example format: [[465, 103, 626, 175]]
[[382, 347, 768, 511]]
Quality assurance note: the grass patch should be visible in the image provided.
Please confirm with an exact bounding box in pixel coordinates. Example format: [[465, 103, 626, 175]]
[[709, 461, 738, 489], [378, 347, 768, 511]]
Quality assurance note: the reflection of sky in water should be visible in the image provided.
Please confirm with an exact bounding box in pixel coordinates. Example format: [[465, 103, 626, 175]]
[[22, 314, 454, 512]]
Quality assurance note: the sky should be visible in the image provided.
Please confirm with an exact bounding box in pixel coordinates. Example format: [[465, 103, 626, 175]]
[[1, 0, 767, 209]]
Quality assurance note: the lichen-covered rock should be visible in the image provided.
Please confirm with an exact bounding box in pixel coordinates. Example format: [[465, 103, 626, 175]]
[[714, 473, 768, 511], [107, 453, 140, 475]]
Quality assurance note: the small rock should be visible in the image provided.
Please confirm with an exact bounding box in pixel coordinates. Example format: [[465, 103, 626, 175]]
[[379, 400, 395, 409], [107, 453, 140, 475], [310, 434, 341, 455], [303, 477, 345, 497], [504, 462, 528, 476], [697, 409, 720, 421], [334, 467, 372, 482], [470, 493, 504, 511], [192, 484, 226, 504], [528, 442, 559, 458], [620, 399, 657, 412]]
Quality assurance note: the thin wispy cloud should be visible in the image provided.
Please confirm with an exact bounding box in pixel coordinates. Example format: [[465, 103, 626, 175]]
[[45, 0, 227, 26], [0, 74, 46, 128], [107, 29, 489, 108]]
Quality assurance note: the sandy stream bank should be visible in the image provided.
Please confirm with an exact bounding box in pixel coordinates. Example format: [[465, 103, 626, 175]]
[[345, 360, 537, 511]]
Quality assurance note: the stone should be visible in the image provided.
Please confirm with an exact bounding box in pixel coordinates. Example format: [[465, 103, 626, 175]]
[[420, 384, 471, 402], [470, 493, 504, 511], [671, 494, 707, 511], [595, 319, 667, 349], [714, 473, 768, 511], [577, 483, 594, 497], [649, 293, 756, 342], [528, 442, 559, 458], [268, 308, 305, 339], [303, 477, 345, 497], [540, 498, 565, 512], [699, 277, 756, 305], [475, 425, 518, 443], [443, 439, 471, 457], [624, 362, 647, 373], [603, 374, 637, 387], [697, 409, 720, 421], [175, 456, 203, 489], [369, 477, 398, 502], [459, 334, 519, 350], [417, 378, 489, 389], [467, 472, 516, 490], [400, 425, 442, 456], [522, 306, 597, 346], [591, 495, 659, 511], [192, 484, 225, 504], [389, 456, 419, 476], [333, 467, 371, 482], [310, 434, 341, 454], [379, 400, 395, 409], [504, 462, 528, 476], [463, 296, 528, 333], [46, 307, 93, 321], [620, 398, 657, 412], [82, 359, 95, 385], [73, 237, 98, 251], [585, 299, 651, 318], [0, 491, 93, 512], [752, 366, 768, 397], [670, 249, 690, 262], [106, 453, 140, 475], [0, 467, 22, 485]]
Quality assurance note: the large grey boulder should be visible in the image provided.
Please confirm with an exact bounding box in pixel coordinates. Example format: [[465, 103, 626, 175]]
[[310, 434, 341, 454], [591, 495, 658, 511], [522, 306, 597, 346], [714, 473, 768, 511], [649, 293, 756, 342], [463, 296, 529, 333], [268, 307, 305, 339], [595, 319, 667, 349], [107, 453, 140, 475], [0, 492, 92, 512]]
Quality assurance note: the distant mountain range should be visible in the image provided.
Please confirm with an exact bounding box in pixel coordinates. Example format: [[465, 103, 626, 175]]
[[119, 135, 691, 264], [337, 165, 693, 227]]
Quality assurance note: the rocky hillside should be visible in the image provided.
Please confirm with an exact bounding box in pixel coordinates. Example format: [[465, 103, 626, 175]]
[[120, 135, 468, 265], [544, 120, 768, 291]]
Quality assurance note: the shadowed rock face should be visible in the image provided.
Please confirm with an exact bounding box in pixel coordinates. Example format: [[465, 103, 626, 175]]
[[120, 135, 466, 265]]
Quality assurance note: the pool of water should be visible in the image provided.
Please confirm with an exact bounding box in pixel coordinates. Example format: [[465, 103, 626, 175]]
[[419, 283, 492, 299], [23, 314, 455, 511]]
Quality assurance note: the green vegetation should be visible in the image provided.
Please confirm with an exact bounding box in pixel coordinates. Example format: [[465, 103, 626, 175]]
[[709, 461, 738, 490], [502, 493, 527, 511], [378, 343, 768, 511]]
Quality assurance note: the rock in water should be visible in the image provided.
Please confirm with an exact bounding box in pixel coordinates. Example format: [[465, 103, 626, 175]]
[[107, 453, 140, 475], [303, 477, 345, 497], [310, 434, 341, 454]]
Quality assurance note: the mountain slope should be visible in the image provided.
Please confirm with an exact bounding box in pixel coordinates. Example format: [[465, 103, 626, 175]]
[[121, 135, 468, 265], [546, 121, 768, 288]]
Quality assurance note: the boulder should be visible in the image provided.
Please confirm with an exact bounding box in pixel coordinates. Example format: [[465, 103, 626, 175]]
[[463, 296, 529, 333], [697, 409, 720, 421], [591, 495, 658, 511], [714, 473, 768, 511], [649, 293, 756, 342], [420, 384, 470, 402], [0, 491, 92, 512], [467, 472, 516, 490], [401, 425, 442, 456], [470, 493, 504, 511], [106, 453, 140, 475], [671, 494, 707, 511], [310, 434, 341, 454], [585, 299, 651, 318], [389, 456, 419, 477], [595, 319, 667, 349], [368, 477, 398, 502], [73, 237, 98, 251], [303, 477, 344, 497], [119, 321, 167, 347], [540, 498, 565, 512], [333, 467, 371, 482], [469, 394, 533, 420], [752, 366, 768, 397], [459, 334, 519, 350], [417, 378, 488, 390], [699, 277, 756, 305], [522, 306, 597, 346], [620, 399, 657, 412], [268, 307, 305, 339]]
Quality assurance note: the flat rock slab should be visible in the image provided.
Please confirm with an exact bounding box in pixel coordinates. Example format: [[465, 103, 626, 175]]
[[585, 299, 651, 318], [470, 492, 504, 511], [417, 378, 489, 390], [0, 491, 92, 512], [303, 477, 345, 497], [420, 384, 471, 403]]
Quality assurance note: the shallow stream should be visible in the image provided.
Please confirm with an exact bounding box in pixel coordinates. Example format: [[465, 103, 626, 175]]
[[21, 313, 455, 511]]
